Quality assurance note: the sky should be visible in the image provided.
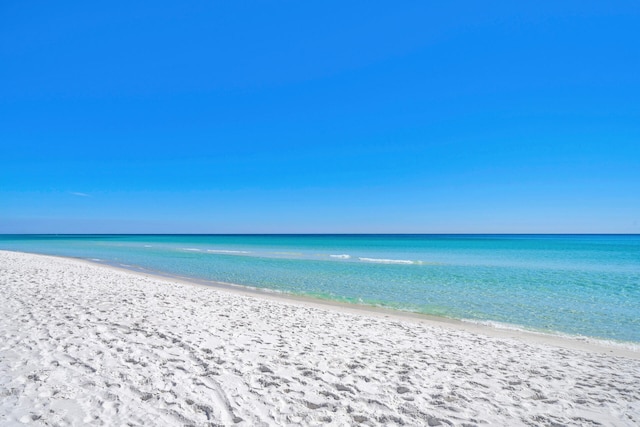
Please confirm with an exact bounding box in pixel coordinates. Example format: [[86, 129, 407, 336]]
[[1, 1, 639, 234]]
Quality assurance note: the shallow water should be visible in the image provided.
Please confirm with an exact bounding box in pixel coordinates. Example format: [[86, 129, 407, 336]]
[[1, 234, 639, 343]]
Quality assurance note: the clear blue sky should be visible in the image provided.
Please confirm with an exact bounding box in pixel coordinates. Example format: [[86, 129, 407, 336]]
[[1, 1, 639, 233]]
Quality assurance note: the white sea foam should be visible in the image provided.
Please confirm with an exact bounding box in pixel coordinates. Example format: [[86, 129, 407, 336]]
[[461, 319, 640, 352], [206, 249, 251, 254], [182, 248, 202, 252], [330, 254, 351, 259], [359, 257, 415, 265], [144, 245, 153, 248], [463, 318, 554, 334]]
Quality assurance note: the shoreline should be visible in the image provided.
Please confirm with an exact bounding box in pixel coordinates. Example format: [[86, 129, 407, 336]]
[[2, 249, 640, 425], [6, 249, 640, 359]]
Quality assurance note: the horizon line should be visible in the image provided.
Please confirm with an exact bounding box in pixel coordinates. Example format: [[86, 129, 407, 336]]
[[2, 233, 639, 236]]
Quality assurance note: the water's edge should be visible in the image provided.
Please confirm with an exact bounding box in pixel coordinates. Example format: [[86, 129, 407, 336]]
[[5, 249, 638, 358]]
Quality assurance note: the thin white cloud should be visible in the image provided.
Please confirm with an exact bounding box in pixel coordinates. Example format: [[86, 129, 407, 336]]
[[69, 191, 91, 197]]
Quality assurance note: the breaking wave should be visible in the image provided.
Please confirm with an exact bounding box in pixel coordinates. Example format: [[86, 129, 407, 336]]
[[358, 257, 416, 265]]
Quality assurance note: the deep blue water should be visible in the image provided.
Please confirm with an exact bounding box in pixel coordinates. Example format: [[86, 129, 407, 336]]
[[1, 234, 639, 343]]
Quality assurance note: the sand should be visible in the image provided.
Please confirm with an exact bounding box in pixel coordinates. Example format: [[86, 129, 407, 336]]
[[1, 250, 639, 426]]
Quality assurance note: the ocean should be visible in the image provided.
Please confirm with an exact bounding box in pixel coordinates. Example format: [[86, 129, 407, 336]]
[[1, 234, 638, 344]]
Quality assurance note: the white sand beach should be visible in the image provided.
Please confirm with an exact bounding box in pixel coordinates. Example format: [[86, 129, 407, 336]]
[[1, 250, 639, 426]]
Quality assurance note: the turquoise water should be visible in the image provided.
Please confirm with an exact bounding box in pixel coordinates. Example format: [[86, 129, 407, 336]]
[[1, 234, 639, 343]]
